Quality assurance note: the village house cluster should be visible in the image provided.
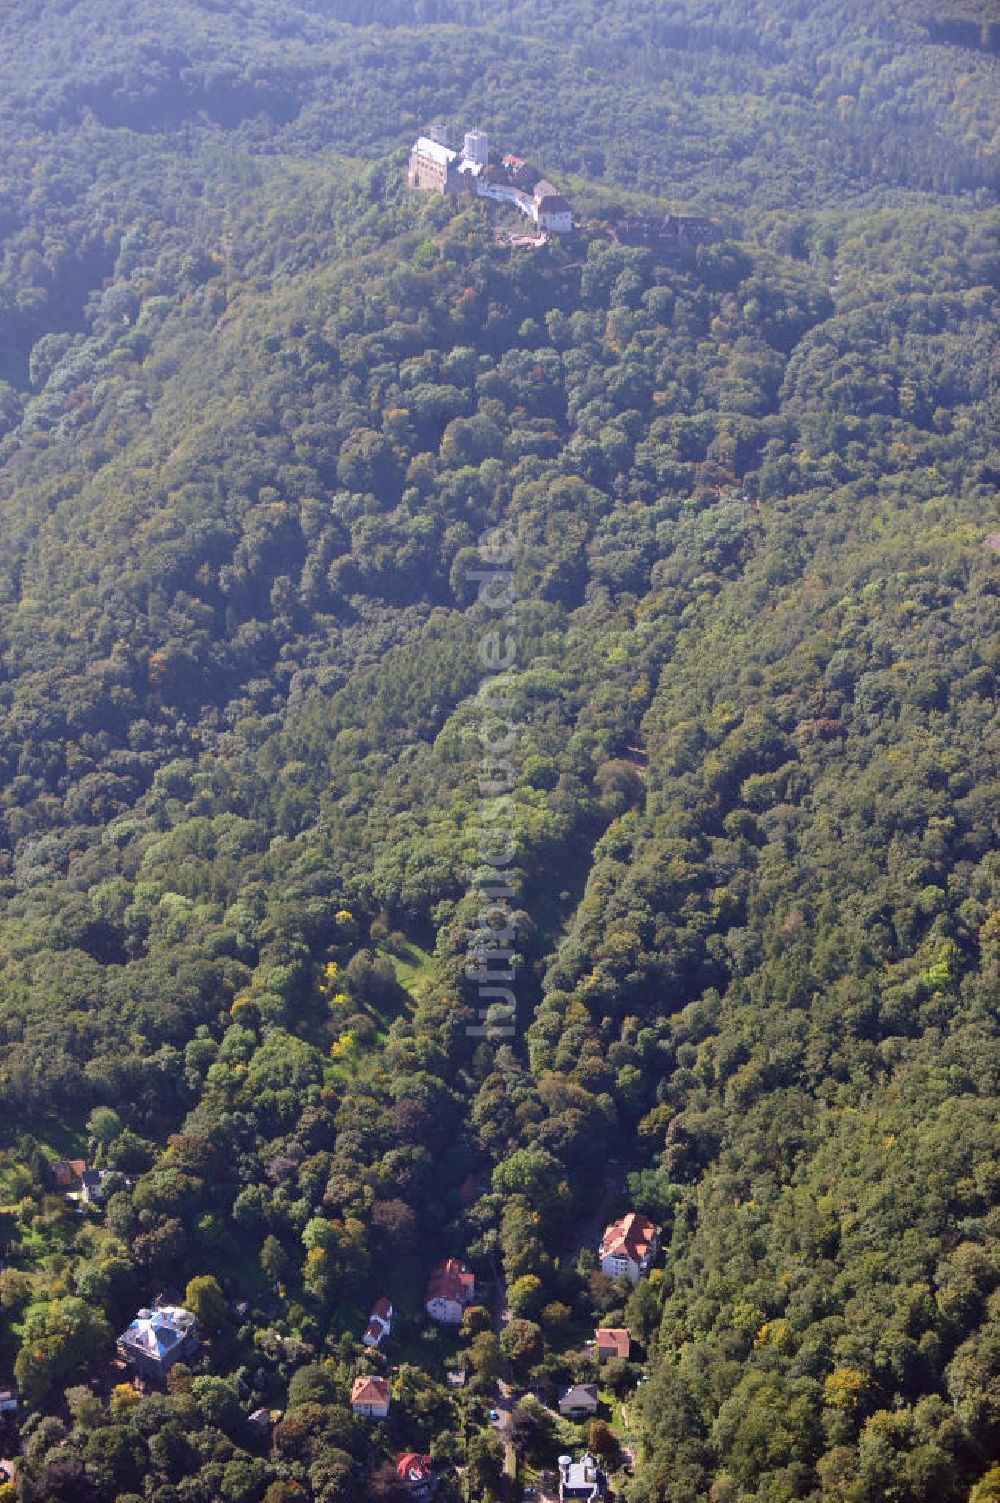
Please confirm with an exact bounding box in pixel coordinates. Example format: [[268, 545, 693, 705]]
[[2, 1206, 658, 1500], [553, 1212, 658, 1498], [408, 126, 573, 234], [341, 1215, 658, 1494]]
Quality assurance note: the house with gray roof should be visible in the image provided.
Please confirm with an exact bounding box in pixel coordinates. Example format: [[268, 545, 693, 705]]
[[558, 1452, 606, 1500], [558, 1382, 599, 1419], [118, 1305, 199, 1381]]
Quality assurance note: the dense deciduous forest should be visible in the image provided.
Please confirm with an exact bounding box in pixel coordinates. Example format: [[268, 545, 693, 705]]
[[0, 2, 997, 1501]]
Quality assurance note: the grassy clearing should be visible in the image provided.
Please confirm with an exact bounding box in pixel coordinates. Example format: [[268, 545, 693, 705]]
[[600, 1387, 624, 1434], [390, 1318, 464, 1377], [382, 937, 437, 1000]]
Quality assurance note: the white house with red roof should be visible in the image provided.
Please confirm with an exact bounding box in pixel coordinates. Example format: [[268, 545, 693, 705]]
[[397, 1452, 434, 1496], [425, 1258, 475, 1323], [595, 1326, 631, 1362], [362, 1296, 393, 1348], [598, 1211, 659, 1283], [351, 1375, 391, 1419]]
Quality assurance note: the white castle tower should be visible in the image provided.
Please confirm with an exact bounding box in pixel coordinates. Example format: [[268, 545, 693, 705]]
[[463, 129, 489, 167]]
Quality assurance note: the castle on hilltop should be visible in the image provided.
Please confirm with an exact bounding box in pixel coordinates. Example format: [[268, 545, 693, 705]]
[[408, 126, 573, 234]]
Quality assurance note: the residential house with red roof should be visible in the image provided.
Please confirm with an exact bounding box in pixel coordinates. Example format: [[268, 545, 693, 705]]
[[595, 1326, 631, 1362], [52, 1158, 87, 1191], [425, 1258, 475, 1323], [598, 1212, 659, 1283], [351, 1375, 390, 1419], [397, 1452, 434, 1496], [362, 1296, 393, 1348]]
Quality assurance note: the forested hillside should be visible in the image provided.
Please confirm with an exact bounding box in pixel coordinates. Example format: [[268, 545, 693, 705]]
[[0, 3, 997, 1502]]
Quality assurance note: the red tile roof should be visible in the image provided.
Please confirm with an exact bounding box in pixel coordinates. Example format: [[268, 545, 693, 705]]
[[595, 1326, 631, 1358], [53, 1158, 87, 1187], [351, 1375, 390, 1407], [600, 1211, 659, 1264], [398, 1452, 433, 1482], [426, 1257, 474, 1304], [371, 1296, 392, 1320]]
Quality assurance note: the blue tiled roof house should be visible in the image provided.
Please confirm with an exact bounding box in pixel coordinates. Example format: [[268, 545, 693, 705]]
[[118, 1305, 199, 1381]]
